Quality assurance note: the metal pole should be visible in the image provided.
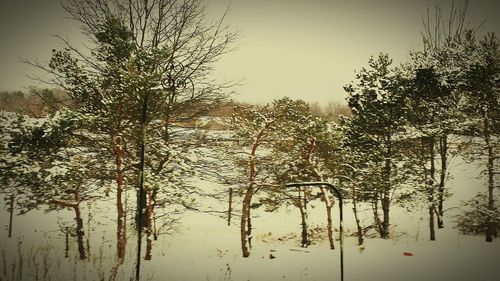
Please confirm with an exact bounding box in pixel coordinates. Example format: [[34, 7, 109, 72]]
[[136, 92, 150, 281], [286, 182, 344, 281]]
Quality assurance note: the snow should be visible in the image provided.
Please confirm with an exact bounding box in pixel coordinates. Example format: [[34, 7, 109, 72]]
[[44, 164, 69, 180], [2, 190, 499, 281]]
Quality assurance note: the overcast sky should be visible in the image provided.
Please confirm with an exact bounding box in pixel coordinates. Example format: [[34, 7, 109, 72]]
[[1, 0, 499, 104]]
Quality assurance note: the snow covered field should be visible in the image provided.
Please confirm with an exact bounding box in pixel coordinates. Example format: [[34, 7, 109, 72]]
[[1, 153, 499, 281]]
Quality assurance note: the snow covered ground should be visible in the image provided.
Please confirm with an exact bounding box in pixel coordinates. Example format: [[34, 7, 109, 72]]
[[1, 156, 499, 281], [2, 202, 499, 281], [0, 112, 498, 280]]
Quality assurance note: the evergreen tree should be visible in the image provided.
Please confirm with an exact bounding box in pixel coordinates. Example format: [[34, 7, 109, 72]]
[[343, 53, 411, 238], [459, 33, 500, 242], [22, 0, 237, 266], [401, 55, 460, 239], [273, 109, 343, 250], [233, 98, 316, 257]]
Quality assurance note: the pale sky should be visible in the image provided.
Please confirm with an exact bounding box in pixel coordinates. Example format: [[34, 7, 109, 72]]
[[1, 0, 499, 104]]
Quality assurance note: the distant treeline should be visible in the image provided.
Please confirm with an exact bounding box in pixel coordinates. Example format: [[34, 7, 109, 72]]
[[0, 88, 74, 117], [1, 88, 351, 121]]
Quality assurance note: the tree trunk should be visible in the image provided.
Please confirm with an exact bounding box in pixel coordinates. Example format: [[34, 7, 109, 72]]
[[381, 139, 392, 239], [136, 92, 149, 281], [113, 135, 127, 263], [137, 93, 149, 230], [484, 110, 495, 242], [437, 135, 448, 229], [308, 140, 334, 249], [116, 184, 126, 263], [86, 203, 92, 259], [144, 189, 155, 261], [228, 188, 233, 226], [297, 188, 310, 248], [145, 189, 156, 230], [372, 197, 383, 236], [73, 204, 87, 260], [240, 126, 268, 257], [241, 154, 257, 257], [64, 227, 69, 258], [319, 187, 335, 249], [8, 195, 14, 238], [429, 205, 435, 241], [240, 184, 253, 257], [351, 181, 364, 246], [429, 137, 436, 241], [145, 234, 153, 260], [247, 214, 252, 250], [381, 192, 390, 239], [51, 199, 87, 260]]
